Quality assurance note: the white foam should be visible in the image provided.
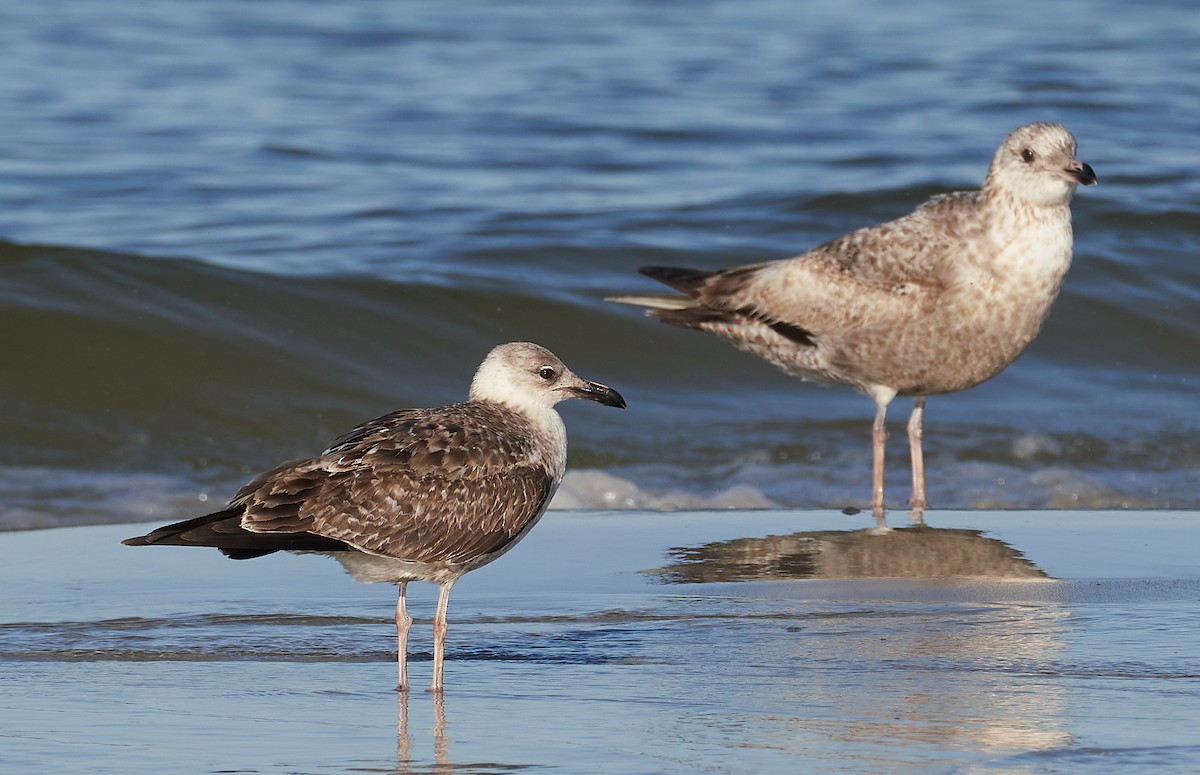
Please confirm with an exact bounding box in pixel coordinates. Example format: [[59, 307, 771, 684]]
[[550, 469, 778, 511]]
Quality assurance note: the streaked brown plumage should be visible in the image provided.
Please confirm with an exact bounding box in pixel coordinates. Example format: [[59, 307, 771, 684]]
[[124, 342, 626, 692], [610, 123, 1095, 524]]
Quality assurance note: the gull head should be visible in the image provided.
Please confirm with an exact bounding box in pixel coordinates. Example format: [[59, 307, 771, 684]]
[[985, 122, 1097, 208], [469, 342, 627, 415]]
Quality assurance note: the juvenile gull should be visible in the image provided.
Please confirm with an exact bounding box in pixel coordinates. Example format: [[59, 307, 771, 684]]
[[610, 122, 1095, 523], [123, 342, 625, 692]]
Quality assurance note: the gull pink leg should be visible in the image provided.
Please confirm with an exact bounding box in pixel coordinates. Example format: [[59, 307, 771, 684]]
[[869, 388, 896, 520], [429, 580, 455, 693], [907, 397, 929, 524], [395, 582, 412, 692]]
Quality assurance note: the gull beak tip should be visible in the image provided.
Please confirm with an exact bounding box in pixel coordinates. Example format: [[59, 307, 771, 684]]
[[565, 381, 627, 409]]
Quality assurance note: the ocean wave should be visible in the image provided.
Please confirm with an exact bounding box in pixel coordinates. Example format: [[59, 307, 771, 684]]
[[3, 237, 1199, 528]]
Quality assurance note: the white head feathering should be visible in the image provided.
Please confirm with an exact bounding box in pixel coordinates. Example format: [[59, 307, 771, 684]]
[[985, 122, 1096, 208], [470, 342, 570, 414], [468, 342, 625, 416]]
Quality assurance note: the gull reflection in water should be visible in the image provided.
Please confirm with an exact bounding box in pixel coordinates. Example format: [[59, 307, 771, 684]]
[[395, 691, 448, 772], [650, 524, 1048, 583], [647, 525, 1070, 756]]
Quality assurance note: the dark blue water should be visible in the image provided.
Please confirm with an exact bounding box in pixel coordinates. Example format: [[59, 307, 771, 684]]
[[2, 0, 1199, 528]]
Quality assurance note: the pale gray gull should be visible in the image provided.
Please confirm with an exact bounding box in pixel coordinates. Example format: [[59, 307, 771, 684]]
[[609, 122, 1095, 524], [123, 342, 626, 692]]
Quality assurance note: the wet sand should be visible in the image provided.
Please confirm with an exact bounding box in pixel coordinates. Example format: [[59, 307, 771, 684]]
[[2, 510, 1199, 773]]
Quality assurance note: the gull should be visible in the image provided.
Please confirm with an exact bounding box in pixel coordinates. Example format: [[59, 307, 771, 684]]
[[123, 342, 626, 692], [610, 122, 1095, 524]]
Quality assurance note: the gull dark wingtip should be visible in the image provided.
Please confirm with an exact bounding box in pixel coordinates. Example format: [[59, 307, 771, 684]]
[[638, 265, 716, 295]]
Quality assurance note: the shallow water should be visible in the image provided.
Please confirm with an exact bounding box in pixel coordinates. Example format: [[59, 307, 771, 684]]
[[2, 510, 1199, 773], [2, 0, 1200, 529]]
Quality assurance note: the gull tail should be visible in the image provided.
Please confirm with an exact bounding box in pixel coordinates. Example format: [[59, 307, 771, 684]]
[[605, 293, 697, 310], [607, 265, 737, 332], [608, 263, 816, 346], [605, 265, 717, 310], [122, 507, 349, 560]]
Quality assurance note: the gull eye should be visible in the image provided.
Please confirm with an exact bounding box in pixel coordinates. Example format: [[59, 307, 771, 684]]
[[538, 366, 556, 380], [1020, 148, 1036, 163]]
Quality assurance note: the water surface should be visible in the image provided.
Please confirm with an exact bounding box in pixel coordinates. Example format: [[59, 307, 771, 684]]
[[2, 510, 1199, 773]]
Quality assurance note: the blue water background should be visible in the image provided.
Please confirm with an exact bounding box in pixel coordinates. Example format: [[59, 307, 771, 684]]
[[1, 0, 1198, 527]]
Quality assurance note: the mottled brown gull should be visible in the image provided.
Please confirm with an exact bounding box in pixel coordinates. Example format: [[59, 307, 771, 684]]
[[123, 342, 626, 692], [610, 122, 1095, 524]]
